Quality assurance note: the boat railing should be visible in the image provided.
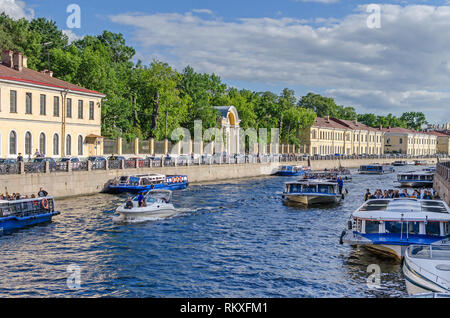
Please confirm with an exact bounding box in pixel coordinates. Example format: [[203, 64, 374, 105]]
[[0, 197, 55, 218]]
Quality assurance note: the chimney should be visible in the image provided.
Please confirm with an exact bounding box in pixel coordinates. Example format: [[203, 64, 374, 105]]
[[2, 50, 13, 68], [13, 52, 23, 71], [41, 69, 54, 77], [326, 116, 330, 122], [379, 125, 383, 130], [22, 55, 27, 68]]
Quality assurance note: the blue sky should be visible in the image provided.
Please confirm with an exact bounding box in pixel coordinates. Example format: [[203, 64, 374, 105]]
[[3, 0, 450, 124]]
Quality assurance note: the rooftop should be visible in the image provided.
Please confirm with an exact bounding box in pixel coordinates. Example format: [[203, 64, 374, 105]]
[[0, 51, 104, 97]]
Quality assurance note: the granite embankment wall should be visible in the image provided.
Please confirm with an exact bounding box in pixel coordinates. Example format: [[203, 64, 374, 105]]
[[0, 158, 438, 199], [434, 161, 450, 205]]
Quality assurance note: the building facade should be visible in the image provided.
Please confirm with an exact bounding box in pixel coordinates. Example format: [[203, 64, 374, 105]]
[[0, 51, 105, 159], [382, 127, 437, 155], [426, 131, 450, 155], [306, 117, 384, 156]]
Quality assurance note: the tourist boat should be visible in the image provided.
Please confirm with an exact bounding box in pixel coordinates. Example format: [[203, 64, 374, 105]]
[[282, 180, 345, 205], [107, 174, 189, 194], [392, 160, 412, 166], [403, 244, 450, 295], [275, 165, 310, 176], [115, 190, 178, 222], [415, 160, 429, 166], [358, 165, 395, 175], [397, 172, 434, 187], [303, 171, 352, 182], [0, 197, 60, 232], [340, 198, 450, 260]]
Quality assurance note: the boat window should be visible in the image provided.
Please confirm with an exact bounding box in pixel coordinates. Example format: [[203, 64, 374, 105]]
[[146, 197, 156, 203], [302, 185, 317, 193], [318, 185, 330, 194], [119, 176, 128, 183], [289, 185, 301, 193], [365, 221, 380, 234], [355, 219, 362, 233], [385, 221, 403, 234], [426, 222, 441, 236], [406, 222, 420, 235]]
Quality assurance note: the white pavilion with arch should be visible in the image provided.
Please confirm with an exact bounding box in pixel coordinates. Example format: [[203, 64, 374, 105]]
[[214, 106, 241, 154]]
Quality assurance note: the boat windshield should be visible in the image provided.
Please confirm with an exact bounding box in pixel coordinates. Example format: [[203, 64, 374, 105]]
[[129, 177, 141, 186], [302, 185, 317, 193], [408, 245, 450, 260], [318, 184, 335, 194]]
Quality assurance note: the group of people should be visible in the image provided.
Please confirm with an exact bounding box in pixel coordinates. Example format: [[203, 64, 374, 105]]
[[364, 188, 438, 201], [0, 188, 49, 201]]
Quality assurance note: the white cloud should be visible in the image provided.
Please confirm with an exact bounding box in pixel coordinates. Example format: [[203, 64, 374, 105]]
[[62, 29, 83, 44], [109, 4, 450, 123], [191, 9, 213, 15], [0, 0, 34, 20]]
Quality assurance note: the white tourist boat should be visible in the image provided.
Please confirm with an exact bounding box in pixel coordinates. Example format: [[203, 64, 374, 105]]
[[115, 190, 178, 222], [358, 164, 395, 175], [282, 179, 344, 205], [397, 171, 434, 188], [403, 244, 450, 295], [340, 199, 450, 260]]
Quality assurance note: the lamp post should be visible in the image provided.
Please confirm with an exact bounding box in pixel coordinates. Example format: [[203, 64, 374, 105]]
[[60, 88, 69, 157]]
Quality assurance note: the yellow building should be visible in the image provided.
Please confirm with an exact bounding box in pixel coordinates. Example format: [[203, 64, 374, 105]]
[[426, 131, 450, 155], [0, 51, 105, 159], [382, 127, 437, 155], [307, 117, 384, 155]]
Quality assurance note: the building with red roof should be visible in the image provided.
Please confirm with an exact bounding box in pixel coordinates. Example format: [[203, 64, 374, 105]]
[[0, 51, 106, 158]]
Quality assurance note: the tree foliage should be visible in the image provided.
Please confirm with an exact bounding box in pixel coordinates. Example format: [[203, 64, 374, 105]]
[[0, 13, 430, 145]]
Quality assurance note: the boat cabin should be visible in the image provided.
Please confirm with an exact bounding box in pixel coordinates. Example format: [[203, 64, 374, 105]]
[[398, 172, 434, 183], [350, 199, 450, 239], [116, 174, 166, 186], [359, 165, 394, 174], [285, 181, 338, 195], [0, 197, 56, 218]]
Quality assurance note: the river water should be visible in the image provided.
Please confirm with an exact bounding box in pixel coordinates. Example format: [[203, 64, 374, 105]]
[[0, 165, 429, 298]]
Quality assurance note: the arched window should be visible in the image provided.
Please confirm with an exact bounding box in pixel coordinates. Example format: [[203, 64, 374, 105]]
[[25, 132, 32, 156], [53, 134, 59, 156], [66, 135, 72, 156], [39, 133, 46, 156], [9, 131, 17, 155], [78, 135, 83, 156]]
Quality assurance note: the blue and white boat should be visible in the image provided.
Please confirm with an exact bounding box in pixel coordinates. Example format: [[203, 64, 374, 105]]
[[275, 165, 310, 176], [282, 179, 344, 205], [403, 244, 450, 295], [358, 164, 395, 175], [107, 174, 189, 194], [340, 199, 450, 260], [0, 197, 60, 233], [397, 171, 434, 188]]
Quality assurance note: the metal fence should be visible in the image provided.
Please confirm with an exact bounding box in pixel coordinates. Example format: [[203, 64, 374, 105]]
[[103, 139, 117, 155], [1, 154, 449, 176]]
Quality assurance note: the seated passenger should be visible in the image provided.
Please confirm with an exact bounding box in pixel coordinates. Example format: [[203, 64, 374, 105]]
[[125, 198, 134, 209]]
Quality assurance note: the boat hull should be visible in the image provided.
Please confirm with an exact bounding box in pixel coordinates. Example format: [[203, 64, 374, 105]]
[[0, 211, 60, 233], [398, 181, 434, 188], [403, 258, 449, 295], [283, 193, 342, 205], [116, 207, 178, 220], [276, 171, 305, 177]]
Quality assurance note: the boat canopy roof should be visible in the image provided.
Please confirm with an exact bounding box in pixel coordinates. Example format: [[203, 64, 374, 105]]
[[352, 199, 450, 221], [398, 171, 434, 176], [286, 180, 337, 186]]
